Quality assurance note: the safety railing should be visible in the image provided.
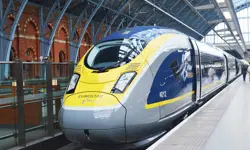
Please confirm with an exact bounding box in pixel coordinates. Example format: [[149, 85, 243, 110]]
[[0, 60, 75, 149]]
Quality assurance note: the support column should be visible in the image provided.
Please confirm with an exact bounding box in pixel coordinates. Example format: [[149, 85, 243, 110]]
[[0, 0, 28, 79], [68, 62, 74, 81], [15, 60, 26, 146], [116, 18, 125, 31], [46, 61, 53, 136]]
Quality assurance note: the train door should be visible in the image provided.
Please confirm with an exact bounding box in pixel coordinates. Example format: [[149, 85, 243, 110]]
[[190, 39, 201, 101], [196, 42, 227, 98]]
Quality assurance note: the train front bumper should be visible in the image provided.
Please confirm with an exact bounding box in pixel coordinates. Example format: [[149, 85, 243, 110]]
[[59, 92, 126, 145]]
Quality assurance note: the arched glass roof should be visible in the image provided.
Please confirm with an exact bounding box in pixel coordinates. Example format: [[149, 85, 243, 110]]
[[29, 0, 230, 40], [234, 0, 250, 8], [3, 0, 249, 61], [202, 3, 250, 59], [203, 7, 250, 46]]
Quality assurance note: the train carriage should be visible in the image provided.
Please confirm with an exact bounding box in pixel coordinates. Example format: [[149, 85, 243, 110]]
[[59, 26, 241, 149]]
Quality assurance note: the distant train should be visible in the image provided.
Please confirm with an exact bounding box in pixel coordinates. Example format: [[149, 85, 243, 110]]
[[59, 26, 242, 149]]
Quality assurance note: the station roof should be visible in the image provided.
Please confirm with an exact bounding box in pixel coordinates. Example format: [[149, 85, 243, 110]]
[[27, 0, 224, 39], [29, 0, 249, 57]]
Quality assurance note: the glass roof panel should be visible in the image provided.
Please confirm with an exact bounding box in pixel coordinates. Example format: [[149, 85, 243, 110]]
[[233, 0, 250, 7]]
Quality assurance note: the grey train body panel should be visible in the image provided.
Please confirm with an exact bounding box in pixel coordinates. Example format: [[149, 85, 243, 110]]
[[149, 50, 193, 119], [149, 35, 194, 119], [121, 66, 161, 143], [121, 34, 196, 143]]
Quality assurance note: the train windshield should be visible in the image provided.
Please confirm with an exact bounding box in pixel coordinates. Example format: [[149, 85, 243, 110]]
[[85, 39, 147, 71]]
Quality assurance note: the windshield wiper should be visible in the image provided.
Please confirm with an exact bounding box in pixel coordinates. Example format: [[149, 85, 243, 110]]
[[95, 62, 120, 73]]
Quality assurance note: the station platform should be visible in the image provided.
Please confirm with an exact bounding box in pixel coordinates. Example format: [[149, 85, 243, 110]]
[[147, 76, 250, 150]]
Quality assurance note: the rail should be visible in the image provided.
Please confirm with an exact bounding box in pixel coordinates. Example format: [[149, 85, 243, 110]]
[[0, 60, 75, 150]]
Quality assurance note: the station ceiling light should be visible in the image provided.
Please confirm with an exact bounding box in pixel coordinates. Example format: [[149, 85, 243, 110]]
[[233, 31, 238, 35], [223, 11, 232, 19], [224, 36, 234, 39], [224, 31, 230, 34], [216, 0, 225, 3]]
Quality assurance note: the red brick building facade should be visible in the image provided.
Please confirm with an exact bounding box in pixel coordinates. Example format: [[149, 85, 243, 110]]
[[8, 4, 92, 63]]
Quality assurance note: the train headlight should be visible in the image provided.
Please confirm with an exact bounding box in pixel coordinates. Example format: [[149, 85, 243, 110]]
[[66, 73, 80, 94], [111, 72, 136, 93]]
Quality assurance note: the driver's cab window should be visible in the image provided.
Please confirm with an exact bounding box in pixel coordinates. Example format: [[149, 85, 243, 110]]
[[85, 39, 147, 70]]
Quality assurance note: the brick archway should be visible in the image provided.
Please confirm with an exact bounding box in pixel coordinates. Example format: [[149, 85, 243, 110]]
[[23, 17, 39, 61]]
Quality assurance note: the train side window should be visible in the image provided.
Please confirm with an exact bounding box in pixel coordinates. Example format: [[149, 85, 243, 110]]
[[170, 60, 180, 80]]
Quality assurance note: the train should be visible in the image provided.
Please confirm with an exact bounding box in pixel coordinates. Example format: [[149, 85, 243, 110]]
[[59, 26, 243, 149]]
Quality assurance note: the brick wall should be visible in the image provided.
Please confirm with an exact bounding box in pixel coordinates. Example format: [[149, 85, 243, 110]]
[[9, 4, 93, 63]]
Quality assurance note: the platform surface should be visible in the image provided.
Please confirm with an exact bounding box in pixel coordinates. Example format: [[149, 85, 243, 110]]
[[147, 76, 250, 150]]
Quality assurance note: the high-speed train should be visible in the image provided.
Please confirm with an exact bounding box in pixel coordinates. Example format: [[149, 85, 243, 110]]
[[59, 26, 242, 149]]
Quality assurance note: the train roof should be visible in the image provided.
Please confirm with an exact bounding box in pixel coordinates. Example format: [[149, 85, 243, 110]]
[[97, 26, 240, 60], [98, 26, 182, 43]]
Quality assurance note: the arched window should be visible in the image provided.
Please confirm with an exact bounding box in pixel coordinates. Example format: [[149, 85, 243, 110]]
[[59, 51, 65, 62], [58, 51, 66, 76], [26, 48, 32, 56]]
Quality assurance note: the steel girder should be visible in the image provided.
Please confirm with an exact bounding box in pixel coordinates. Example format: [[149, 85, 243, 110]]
[[116, 18, 126, 31], [170, 0, 182, 10], [94, 0, 128, 42], [176, 0, 195, 17], [0, 1, 2, 24], [69, 4, 89, 41], [142, 0, 168, 26], [143, 0, 186, 28], [94, 12, 110, 41], [177, 0, 206, 24], [69, 0, 104, 63], [0, 0, 28, 79], [144, 0, 204, 38], [182, 0, 209, 30], [126, 2, 146, 28], [197, 13, 218, 32], [143, 11, 156, 25], [40, 0, 72, 58], [183, 0, 230, 46], [191, 11, 211, 30], [154, 14, 167, 25], [88, 0, 145, 26], [91, 21, 95, 43], [103, 0, 130, 37]]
